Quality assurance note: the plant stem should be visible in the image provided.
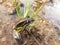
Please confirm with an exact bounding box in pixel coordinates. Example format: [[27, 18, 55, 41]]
[[31, 3, 45, 18]]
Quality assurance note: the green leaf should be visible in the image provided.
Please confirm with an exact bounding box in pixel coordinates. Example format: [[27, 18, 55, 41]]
[[13, 0, 23, 18], [31, 3, 45, 18], [24, 0, 30, 18]]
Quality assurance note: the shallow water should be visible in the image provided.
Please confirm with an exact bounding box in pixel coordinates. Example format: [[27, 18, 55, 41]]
[[39, 1, 60, 28]]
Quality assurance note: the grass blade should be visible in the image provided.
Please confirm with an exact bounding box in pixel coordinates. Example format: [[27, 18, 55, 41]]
[[24, 0, 30, 18], [31, 3, 45, 18]]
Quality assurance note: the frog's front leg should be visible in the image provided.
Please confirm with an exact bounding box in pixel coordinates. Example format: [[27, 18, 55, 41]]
[[13, 30, 20, 39]]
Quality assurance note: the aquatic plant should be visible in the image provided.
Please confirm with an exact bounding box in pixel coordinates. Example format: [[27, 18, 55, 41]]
[[14, 0, 45, 18], [13, 0, 23, 18], [13, 0, 46, 32]]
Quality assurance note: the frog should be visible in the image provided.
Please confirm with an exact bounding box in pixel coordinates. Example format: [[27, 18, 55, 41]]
[[14, 16, 34, 32]]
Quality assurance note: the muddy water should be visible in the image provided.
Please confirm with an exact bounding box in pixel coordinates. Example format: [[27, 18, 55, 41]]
[[0, 0, 60, 45], [39, 0, 60, 28]]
